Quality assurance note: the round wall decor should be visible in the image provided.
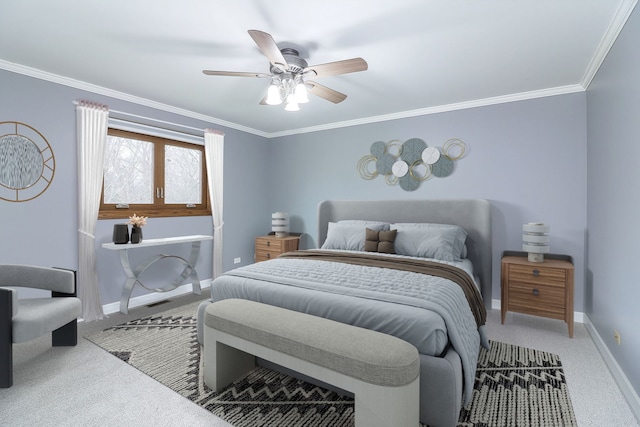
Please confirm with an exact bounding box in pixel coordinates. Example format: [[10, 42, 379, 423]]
[[0, 121, 55, 202], [357, 137, 466, 191]]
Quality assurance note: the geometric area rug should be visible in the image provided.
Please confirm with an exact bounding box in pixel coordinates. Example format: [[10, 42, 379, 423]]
[[85, 301, 577, 427]]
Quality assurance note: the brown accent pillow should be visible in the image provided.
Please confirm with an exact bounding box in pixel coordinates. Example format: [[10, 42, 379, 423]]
[[364, 228, 380, 252], [365, 228, 397, 254]]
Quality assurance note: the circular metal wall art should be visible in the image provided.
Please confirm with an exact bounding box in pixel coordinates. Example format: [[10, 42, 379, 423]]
[[357, 155, 378, 180], [0, 121, 55, 202], [443, 138, 466, 160], [357, 137, 466, 192]]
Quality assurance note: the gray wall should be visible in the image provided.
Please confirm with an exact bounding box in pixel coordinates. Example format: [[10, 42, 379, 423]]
[[0, 69, 270, 303], [587, 5, 640, 398], [1, 67, 588, 313], [268, 93, 588, 309]]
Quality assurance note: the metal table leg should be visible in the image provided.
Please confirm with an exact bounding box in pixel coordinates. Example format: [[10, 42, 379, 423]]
[[118, 241, 203, 314]]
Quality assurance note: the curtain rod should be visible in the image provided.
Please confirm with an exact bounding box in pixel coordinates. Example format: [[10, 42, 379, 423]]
[[72, 100, 206, 136]]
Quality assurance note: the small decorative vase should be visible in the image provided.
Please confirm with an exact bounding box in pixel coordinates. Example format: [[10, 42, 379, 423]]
[[112, 224, 129, 244], [130, 226, 143, 244]]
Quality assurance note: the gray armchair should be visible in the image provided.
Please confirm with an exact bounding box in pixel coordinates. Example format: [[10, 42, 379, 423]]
[[0, 265, 82, 388]]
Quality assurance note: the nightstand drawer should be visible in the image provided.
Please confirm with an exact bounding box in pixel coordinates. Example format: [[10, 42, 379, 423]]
[[508, 283, 565, 318], [508, 264, 566, 286], [255, 249, 280, 262], [256, 239, 285, 252]]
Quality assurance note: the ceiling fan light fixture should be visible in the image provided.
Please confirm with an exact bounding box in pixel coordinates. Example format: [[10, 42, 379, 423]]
[[203, 30, 367, 110], [266, 83, 282, 105], [285, 94, 300, 111], [295, 82, 309, 103]]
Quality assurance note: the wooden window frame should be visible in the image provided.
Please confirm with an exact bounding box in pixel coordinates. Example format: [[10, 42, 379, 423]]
[[98, 128, 211, 220]]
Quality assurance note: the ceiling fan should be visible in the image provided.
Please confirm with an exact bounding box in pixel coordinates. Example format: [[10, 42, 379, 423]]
[[202, 30, 368, 111]]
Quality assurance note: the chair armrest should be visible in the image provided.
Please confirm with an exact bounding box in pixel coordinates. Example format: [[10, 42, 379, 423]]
[[52, 268, 77, 297], [0, 287, 17, 317]]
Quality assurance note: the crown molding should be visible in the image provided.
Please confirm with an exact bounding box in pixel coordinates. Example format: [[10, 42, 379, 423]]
[[269, 85, 586, 138], [582, 0, 638, 88], [0, 60, 270, 138], [0, 59, 585, 140]]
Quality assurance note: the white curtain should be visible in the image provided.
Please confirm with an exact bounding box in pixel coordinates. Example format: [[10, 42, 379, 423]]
[[76, 101, 109, 321], [204, 129, 224, 279]]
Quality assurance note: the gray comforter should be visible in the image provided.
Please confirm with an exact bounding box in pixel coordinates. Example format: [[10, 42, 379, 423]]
[[211, 250, 488, 405]]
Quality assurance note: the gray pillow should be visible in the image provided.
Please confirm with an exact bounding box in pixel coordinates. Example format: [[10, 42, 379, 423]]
[[391, 223, 468, 261], [321, 222, 388, 251]]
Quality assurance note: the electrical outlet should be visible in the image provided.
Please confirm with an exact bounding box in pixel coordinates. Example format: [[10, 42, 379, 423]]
[[234, 257, 241, 264], [614, 330, 621, 345]]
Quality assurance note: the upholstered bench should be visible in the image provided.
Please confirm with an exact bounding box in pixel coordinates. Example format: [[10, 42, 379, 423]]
[[203, 299, 420, 427]]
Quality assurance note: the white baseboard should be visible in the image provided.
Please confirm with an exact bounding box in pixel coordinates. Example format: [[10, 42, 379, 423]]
[[491, 299, 585, 323], [102, 279, 212, 316], [583, 314, 640, 422]]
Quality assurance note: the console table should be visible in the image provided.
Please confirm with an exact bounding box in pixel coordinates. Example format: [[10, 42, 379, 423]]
[[102, 235, 213, 314]]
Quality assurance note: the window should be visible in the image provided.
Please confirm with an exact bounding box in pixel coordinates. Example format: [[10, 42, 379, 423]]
[[99, 128, 210, 219]]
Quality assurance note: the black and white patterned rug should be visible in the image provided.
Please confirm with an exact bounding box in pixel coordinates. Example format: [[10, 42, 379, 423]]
[[86, 302, 577, 427]]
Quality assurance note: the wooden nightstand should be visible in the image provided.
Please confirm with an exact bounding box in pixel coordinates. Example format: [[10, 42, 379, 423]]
[[255, 235, 300, 262], [501, 251, 574, 337]]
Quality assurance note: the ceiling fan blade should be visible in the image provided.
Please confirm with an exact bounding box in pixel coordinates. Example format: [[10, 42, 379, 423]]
[[203, 70, 271, 78], [307, 82, 347, 104], [248, 30, 287, 72], [305, 58, 368, 79]]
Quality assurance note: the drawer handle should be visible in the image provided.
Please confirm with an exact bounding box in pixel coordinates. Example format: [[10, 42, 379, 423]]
[[266, 253, 271, 259], [267, 241, 271, 247], [532, 288, 539, 296], [532, 269, 540, 277]]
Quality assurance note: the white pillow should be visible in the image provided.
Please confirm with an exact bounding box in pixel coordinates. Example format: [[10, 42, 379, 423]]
[[391, 223, 468, 261], [322, 222, 388, 251], [337, 220, 390, 231]]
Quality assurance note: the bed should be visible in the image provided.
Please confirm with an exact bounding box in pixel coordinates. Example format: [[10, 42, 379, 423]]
[[197, 199, 492, 427]]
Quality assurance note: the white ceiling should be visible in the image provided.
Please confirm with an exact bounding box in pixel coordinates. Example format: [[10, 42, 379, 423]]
[[0, 1, 636, 137]]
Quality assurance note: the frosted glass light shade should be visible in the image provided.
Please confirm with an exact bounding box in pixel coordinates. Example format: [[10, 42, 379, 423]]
[[523, 223, 549, 262], [266, 84, 282, 105], [295, 83, 309, 103], [284, 94, 299, 111], [272, 212, 290, 237]]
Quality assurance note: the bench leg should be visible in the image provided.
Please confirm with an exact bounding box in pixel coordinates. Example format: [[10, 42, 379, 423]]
[[354, 377, 420, 427], [204, 331, 255, 392]]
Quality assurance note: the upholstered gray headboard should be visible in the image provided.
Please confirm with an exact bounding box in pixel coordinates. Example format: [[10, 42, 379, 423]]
[[317, 199, 492, 308]]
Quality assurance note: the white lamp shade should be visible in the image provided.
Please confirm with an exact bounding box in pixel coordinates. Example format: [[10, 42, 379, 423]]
[[272, 212, 290, 237], [266, 84, 282, 105], [284, 94, 299, 111], [523, 222, 549, 262], [295, 83, 309, 103]]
